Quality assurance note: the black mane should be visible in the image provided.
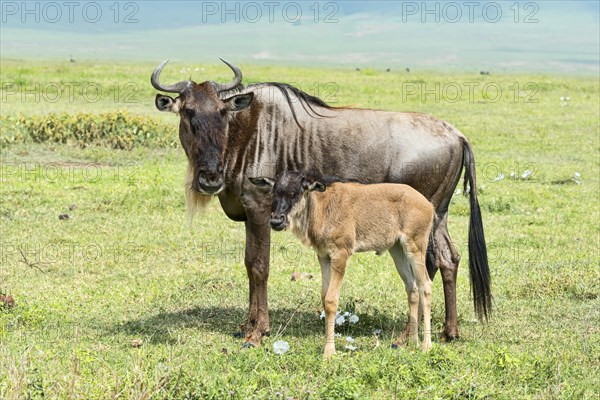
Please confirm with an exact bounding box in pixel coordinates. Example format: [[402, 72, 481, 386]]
[[230, 81, 341, 129], [278, 170, 360, 187], [311, 174, 360, 187]]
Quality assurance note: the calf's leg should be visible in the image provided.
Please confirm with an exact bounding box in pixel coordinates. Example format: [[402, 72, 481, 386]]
[[322, 251, 348, 358], [318, 255, 333, 354], [420, 278, 433, 351], [318, 255, 332, 308], [411, 244, 433, 352], [389, 243, 419, 347]]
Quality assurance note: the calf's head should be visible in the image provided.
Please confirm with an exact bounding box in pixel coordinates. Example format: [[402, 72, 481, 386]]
[[250, 171, 325, 231], [152, 59, 254, 195]]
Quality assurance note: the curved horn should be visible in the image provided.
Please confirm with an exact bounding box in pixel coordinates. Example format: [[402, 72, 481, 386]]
[[215, 58, 243, 93], [151, 59, 191, 93]]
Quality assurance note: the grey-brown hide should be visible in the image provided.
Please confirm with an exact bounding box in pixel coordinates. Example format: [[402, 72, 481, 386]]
[[152, 59, 491, 347]]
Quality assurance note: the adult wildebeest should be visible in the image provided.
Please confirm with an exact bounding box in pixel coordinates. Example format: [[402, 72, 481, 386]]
[[250, 172, 435, 357], [151, 59, 491, 346]]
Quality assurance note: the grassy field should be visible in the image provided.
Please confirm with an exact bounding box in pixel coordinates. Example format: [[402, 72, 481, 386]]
[[0, 60, 599, 399]]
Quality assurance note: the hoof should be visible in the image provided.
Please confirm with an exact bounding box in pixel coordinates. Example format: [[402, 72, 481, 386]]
[[441, 332, 459, 342], [232, 331, 244, 338], [391, 343, 399, 349], [241, 341, 257, 349]]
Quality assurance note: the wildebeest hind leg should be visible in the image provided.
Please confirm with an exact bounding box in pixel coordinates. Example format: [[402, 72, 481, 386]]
[[434, 213, 461, 341]]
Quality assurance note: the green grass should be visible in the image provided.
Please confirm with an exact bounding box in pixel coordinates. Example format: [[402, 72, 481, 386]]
[[0, 61, 599, 399]]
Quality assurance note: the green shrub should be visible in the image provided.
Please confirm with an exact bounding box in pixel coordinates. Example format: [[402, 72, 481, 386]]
[[0, 112, 178, 150]]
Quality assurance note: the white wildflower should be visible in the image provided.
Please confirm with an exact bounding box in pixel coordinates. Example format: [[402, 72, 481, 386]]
[[493, 173, 504, 182], [273, 340, 290, 355], [349, 314, 359, 324], [335, 315, 346, 326], [344, 345, 357, 351], [345, 336, 354, 343], [521, 169, 533, 179]]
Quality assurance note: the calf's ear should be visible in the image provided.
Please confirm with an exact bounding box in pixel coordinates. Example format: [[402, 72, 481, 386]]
[[249, 177, 275, 188], [308, 181, 326, 192]]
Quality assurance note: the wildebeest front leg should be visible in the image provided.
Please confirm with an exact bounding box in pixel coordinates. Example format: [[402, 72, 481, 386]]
[[239, 257, 258, 335], [242, 218, 271, 346]]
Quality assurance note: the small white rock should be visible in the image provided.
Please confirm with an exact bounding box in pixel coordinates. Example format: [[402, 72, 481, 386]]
[[273, 340, 290, 355]]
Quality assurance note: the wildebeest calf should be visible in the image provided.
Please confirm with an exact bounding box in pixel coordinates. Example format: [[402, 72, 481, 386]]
[[250, 171, 435, 357]]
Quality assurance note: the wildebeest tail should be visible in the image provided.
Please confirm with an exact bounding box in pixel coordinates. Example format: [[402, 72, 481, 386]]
[[426, 231, 437, 280], [462, 139, 492, 321]]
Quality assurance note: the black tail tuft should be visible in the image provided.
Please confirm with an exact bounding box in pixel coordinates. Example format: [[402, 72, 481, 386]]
[[463, 140, 492, 321], [426, 230, 437, 280]]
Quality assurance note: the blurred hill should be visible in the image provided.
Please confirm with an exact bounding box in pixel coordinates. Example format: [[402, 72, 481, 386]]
[[1, 1, 598, 74]]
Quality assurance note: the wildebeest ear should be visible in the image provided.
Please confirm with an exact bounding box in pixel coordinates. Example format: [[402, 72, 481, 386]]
[[224, 93, 254, 111], [155, 94, 180, 113], [249, 177, 274, 188], [308, 181, 326, 192]]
